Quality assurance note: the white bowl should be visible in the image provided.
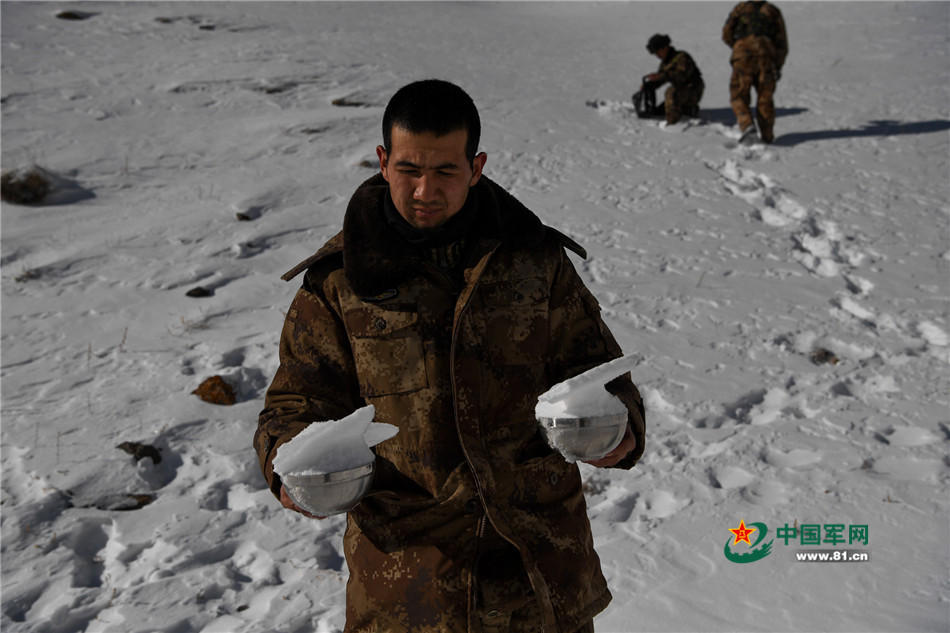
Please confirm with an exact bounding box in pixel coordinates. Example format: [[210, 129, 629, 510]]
[[537, 413, 627, 461], [282, 462, 374, 516]]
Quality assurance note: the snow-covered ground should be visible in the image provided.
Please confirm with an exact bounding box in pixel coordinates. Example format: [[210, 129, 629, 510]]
[[2, 2, 948, 632]]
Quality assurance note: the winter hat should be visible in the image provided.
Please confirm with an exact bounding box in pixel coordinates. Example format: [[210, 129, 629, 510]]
[[647, 33, 671, 53]]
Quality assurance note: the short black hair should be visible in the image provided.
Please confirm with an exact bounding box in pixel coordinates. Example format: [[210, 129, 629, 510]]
[[647, 33, 671, 54], [382, 79, 481, 162]]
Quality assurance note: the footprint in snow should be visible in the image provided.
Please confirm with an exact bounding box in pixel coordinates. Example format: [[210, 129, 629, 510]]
[[914, 320, 948, 348], [590, 488, 687, 522], [764, 447, 822, 469], [868, 456, 946, 482], [710, 465, 755, 489], [642, 489, 687, 520], [878, 425, 940, 447], [844, 273, 874, 296], [714, 159, 870, 281], [742, 479, 792, 506], [231, 183, 305, 222], [643, 387, 684, 425], [832, 294, 878, 327], [592, 491, 640, 523], [708, 387, 791, 427]]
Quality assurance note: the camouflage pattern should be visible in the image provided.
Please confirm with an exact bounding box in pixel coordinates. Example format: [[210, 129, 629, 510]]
[[722, 1, 788, 142], [654, 48, 704, 124], [256, 173, 646, 633], [728, 38, 779, 142]]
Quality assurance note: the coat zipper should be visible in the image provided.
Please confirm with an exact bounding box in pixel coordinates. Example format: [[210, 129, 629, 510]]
[[449, 242, 552, 633], [451, 246, 494, 633]]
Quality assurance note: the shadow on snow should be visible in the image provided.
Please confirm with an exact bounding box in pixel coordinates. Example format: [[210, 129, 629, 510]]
[[700, 106, 807, 125], [774, 119, 950, 147]]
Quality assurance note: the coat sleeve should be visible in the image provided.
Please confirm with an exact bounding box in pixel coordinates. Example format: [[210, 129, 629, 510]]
[[254, 270, 363, 498], [546, 244, 646, 468], [654, 59, 670, 85]]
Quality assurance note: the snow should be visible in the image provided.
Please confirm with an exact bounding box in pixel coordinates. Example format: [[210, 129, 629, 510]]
[[535, 354, 641, 418], [1, 2, 948, 632], [272, 405, 397, 477]]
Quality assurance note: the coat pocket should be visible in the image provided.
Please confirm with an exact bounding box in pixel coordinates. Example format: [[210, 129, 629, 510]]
[[512, 451, 581, 508], [345, 305, 428, 397]]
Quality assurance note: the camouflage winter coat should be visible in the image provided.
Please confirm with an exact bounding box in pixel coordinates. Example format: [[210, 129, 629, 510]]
[[255, 174, 646, 632], [654, 46, 704, 90], [722, 0, 789, 71]]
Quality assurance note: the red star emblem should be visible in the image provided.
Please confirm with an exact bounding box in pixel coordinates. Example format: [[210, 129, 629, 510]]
[[729, 519, 756, 546]]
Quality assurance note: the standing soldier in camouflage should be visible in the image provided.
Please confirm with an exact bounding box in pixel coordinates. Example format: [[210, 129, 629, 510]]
[[643, 33, 705, 125], [722, 0, 789, 143], [255, 79, 646, 633]]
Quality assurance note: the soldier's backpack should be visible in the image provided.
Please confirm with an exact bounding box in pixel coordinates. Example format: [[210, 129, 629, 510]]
[[633, 75, 664, 119], [733, 1, 777, 40]]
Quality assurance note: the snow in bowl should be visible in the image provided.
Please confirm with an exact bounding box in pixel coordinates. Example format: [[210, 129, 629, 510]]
[[273, 405, 398, 515], [535, 355, 640, 462]]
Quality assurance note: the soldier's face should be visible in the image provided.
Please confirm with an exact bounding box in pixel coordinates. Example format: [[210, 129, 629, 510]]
[[377, 126, 487, 230]]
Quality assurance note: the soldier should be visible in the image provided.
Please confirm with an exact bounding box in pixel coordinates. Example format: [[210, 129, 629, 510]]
[[722, 0, 789, 143], [255, 79, 646, 633], [643, 33, 705, 125]]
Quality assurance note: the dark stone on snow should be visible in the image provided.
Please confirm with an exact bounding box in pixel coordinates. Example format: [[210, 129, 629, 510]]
[[186, 286, 213, 298], [117, 441, 162, 465]]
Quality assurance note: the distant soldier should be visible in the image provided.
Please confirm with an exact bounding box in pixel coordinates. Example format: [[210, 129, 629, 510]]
[[722, 0, 788, 143], [642, 33, 705, 125]]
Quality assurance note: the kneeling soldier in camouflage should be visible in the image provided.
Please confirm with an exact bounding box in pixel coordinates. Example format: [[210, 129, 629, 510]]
[[643, 33, 705, 125]]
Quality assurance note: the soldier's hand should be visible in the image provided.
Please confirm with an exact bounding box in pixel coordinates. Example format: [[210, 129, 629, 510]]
[[584, 425, 637, 468], [280, 484, 326, 519], [645, 73, 661, 83]]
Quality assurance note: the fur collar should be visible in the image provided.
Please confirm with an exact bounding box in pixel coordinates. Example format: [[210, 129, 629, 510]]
[[282, 173, 585, 295]]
